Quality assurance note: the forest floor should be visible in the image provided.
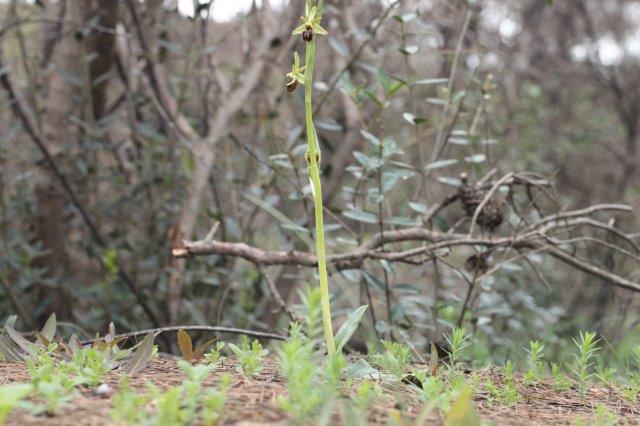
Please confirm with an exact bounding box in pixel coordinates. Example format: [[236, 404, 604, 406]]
[[1, 356, 638, 425]]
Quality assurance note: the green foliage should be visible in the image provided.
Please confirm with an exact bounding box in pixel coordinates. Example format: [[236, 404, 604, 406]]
[[593, 404, 618, 426], [30, 379, 75, 416], [571, 331, 600, 398], [523, 340, 545, 385], [297, 286, 323, 341], [371, 340, 411, 380], [0, 383, 31, 426], [111, 359, 229, 425], [444, 385, 479, 426], [412, 370, 454, 413], [71, 346, 114, 386], [485, 361, 521, 406], [276, 323, 338, 422], [228, 337, 268, 377], [551, 363, 572, 391], [444, 327, 472, 370], [203, 341, 226, 366], [595, 366, 616, 386], [334, 305, 368, 353], [201, 375, 231, 426], [111, 376, 150, 425]]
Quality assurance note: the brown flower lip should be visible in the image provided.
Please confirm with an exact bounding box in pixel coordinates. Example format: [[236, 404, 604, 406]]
[[302, 26, 314, 42], [286, 80, 298, 93]]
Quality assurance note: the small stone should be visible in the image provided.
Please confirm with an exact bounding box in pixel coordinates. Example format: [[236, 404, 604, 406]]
[[94, 383, 112, 397]]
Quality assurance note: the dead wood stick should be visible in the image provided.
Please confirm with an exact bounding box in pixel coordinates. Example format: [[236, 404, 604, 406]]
[[80, 325, 286, 345]]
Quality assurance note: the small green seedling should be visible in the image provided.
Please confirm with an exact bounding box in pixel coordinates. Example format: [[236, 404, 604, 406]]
[[371, 340, 411, 380], [228, 337, 268, 377], [31, 379, 75, 416], [524, 340, 545, 385], [203, 341, 226, 366], [111, 376, 151, 425], [0, 383, 31, 426], [551, 363, 572, 391], [444, 327, 471, 370], [201, 375, 231, 426], [72, 346, 114, 386], [595, 366, 616, 386], [277, 325, 322, 419], [594, 404, 618, 426], [571, 331, 600, 398], [485, 361, 521, 406]]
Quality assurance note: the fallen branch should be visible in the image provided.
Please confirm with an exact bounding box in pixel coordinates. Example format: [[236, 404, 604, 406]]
[[80, 325, 286, 346], [172, 196, 640, 292]]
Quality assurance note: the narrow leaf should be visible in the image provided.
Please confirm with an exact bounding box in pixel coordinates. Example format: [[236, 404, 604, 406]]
[[0, 334, 23, 362], [344, 358, 379, 378], [125, 332, 155, 375], [335, 305, 368, 352], [41, 313, 57, 342], [4, 315, 17, 328], [444, 385, 478, 426], [343, 209, 378, 224], [177, 329, 193, 361], [413, 78, 449, 86], [430, 342, 439, 376], [5, 326, 40, 355], [68, 334, 81, 356], [425, 159, 458, 170]]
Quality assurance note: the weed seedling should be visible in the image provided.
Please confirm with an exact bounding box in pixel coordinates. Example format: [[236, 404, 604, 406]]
[[524, 340, 545, 385], [31, 379, 75, 416], [201, 375, 231, 426], [594, 404, 618, 426], [111, 376, 150, 425], [277, 323, 325, 420], [444, 327, 471, 370], [571, 331, 600, 398], [203, 341, 226, 366], [485, 361, 521, 406], [551, 363, 572, 391], [371, 340, 411, 380], [0, 383, 31, 426], [72, 347, 114, 386], [228, 337, 268, 377], [595, 366, 616, 387]]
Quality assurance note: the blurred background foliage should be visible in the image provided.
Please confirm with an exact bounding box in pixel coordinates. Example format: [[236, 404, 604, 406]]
[[0, 0, 639, 363]]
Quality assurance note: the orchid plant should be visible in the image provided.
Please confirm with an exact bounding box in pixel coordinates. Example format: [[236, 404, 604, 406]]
[[286, 0, 368, 357]]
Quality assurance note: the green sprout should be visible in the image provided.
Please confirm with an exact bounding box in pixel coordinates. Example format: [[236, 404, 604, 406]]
[[371, 340, 411, 380], [571, 330, 600, 398], [287, 0, 336, 356], [0, 383, 31, 425], [228, 337, 268, 377], [524, 340, 545, 385], [444, 327, 471, 370]]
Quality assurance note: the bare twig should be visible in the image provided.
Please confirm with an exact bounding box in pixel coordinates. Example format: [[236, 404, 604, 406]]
[[259, 266, 297, 322], [79, 325, 286, 345]]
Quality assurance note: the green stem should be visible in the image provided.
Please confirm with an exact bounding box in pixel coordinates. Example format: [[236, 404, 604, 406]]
[[304, 40, 336, 355]]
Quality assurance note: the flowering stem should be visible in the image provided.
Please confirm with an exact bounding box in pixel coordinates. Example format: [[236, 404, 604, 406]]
[[304, 40, 336, 356]]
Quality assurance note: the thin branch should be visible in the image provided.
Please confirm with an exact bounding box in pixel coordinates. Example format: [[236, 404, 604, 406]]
[[80, 325, 286, 345], [468, 172, 514, 237], [259, 266, 297, 322]]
